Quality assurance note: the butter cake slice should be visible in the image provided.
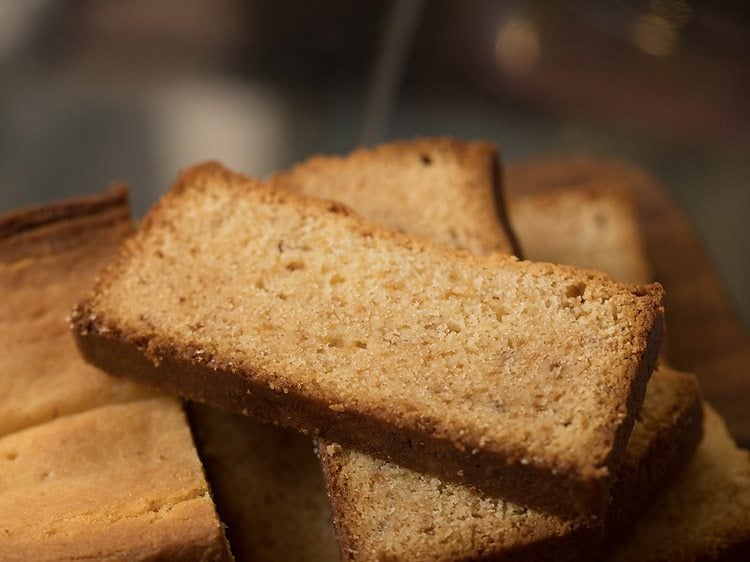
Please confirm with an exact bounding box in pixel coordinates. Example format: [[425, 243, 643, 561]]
[[73, 161, 664, 516]]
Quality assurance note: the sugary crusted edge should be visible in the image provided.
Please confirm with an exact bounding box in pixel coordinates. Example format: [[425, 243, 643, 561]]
[[72, 161, 665, 517]]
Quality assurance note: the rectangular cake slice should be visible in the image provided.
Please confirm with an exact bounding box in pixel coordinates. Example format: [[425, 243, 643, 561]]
[[322, 368, 702, 562], [0, 190, 230, 560], [72, 161, 664, 515], [509, 186, 651, 284], [188, 138, 514, 561]]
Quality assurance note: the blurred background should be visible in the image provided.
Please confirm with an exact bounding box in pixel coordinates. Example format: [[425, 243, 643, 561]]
[[0, 0, 748, 327]]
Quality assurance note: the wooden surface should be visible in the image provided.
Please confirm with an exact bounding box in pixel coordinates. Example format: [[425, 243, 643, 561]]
[[506, 156, 750, 449]]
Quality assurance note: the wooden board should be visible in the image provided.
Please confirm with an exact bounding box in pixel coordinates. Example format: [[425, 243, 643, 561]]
[[507, 156, 750, 449]]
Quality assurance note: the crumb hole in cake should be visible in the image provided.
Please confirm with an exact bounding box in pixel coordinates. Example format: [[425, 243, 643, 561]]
[[448, 271, 459, 283], [326, 336, 344, 348], [330, 274, 346, 286], [632, 287, 647, 297], [40, 471, 50, 480], [255, 279, 266, 290], [565, 282, 587, 300], [447, 322, 462, 333], [492, 304, 509, 322], [420, 153, 433, 165], [353, 340, 368, 349], [276, 292, 288, 301], [549, 361, 562, 377], [448, 227, 459, 242], [285, 260, 305, 271], [4, 451, 17, 461]]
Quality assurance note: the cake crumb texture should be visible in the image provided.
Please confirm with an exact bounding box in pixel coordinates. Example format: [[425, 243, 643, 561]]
[[75, 161, 664, 514]]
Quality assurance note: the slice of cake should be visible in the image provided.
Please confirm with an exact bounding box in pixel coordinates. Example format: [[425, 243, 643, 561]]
[[321, 367, 701, 562], [188, 138, 515, 561], [73, 162, 664, 516], [0, 190, 230, 560], [610, 405, 750, 561], [0, 399, 231, 561], [509, 187, 651, 284]]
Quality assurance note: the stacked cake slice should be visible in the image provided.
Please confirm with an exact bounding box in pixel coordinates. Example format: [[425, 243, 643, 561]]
[[6, 137, 747, 560], [0, 189, 230, 560]]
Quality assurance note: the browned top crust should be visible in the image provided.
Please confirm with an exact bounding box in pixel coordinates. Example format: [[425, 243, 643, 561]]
[[0, 185, 130, 246], [73, 161, 664, 516]]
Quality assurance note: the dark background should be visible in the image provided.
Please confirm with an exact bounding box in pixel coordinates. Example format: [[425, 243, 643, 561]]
[[1, 0, 748, 327]]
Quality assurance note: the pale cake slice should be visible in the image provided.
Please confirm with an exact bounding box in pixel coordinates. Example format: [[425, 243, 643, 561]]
[[271, 137, 519, 256], [0, 187, 156, 437], [0, 399, 230, 561], [0, 191, 230, 560], [509, 187, 651, 284], [610, 405, 750, 561], [73, 162, 664, 516]]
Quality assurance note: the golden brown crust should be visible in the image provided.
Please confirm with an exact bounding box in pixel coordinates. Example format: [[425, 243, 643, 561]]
[[73, 161, 665, 517]]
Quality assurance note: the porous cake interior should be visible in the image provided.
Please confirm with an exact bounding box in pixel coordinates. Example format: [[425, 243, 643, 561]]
[[90, 167, 661, 478]]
